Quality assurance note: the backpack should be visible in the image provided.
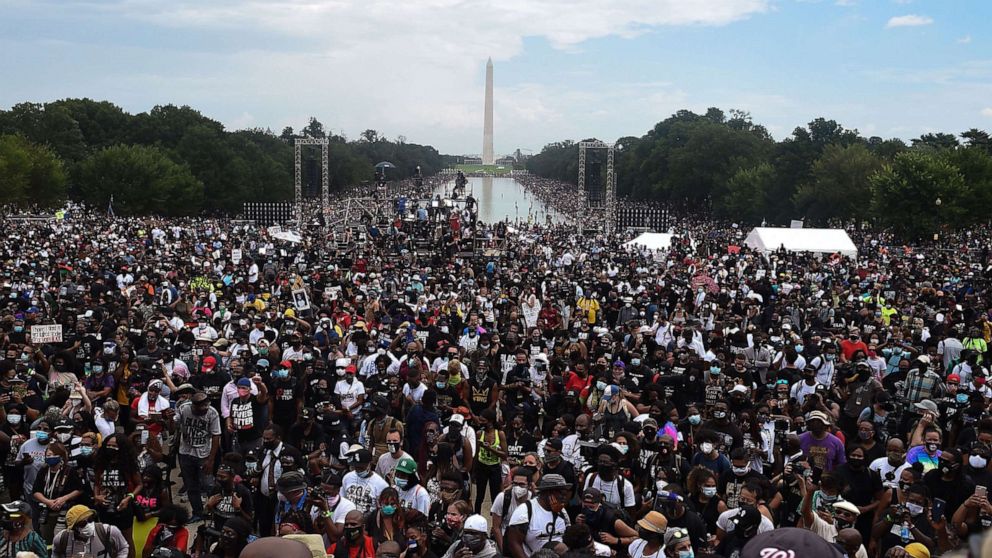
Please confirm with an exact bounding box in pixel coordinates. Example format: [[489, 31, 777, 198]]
[[585, 472, 633, 524], [514, 500, 568, 553], [55, 523, 117, 558]]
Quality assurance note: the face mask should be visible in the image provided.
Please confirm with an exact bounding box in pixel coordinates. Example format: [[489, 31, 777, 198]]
[[461, 533, 486, 552], [689, 414, 701, 425], [382, 504, 397, 516], [45, 456, 62, 466], [36, 431, 50, 443], [702, 486, 718, 498], [906, 502, 924, 517], [435, 381, 446, 389], [56, 432, 72, 443], [80, 446, 94, 457], [92, 365, 104, 374], [274, 369, 288, 379], [512, 486, 529, 500], [848, 458, 864, 469], [678, 551, 695, 558], [6, 414, 21, 425], [76, 523, 96, 539], [616, 445, 629, 455], [925, 442, 939, 454], [795, 345, 804, 353], [387, 442, 401, 454], [700, 442, 714, 454], [858, 430, 873, 441], [710, 366, 721, 375], [713, 411, 727, 420], [356, 469, 371, 478], [834, 516, 853, 530], [344, 526, 362, 541], [732, 465, 750, 476], [957, 393, 970, 404], [597, 463, 615, 477], [596, 381, 607, 391], [939, 460, 958, 476]]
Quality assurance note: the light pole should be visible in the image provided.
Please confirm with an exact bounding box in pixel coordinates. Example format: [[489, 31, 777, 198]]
[[934, 197, 942, 241]]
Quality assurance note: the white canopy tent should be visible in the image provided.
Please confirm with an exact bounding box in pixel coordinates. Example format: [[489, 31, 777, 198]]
[[744, 227, 857, 257], [624, 232, 675, 251]]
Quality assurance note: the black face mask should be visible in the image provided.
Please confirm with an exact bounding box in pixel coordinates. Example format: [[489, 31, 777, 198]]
[[597, 463, 615, 478], [344, 526, 362, 541], [263, 440, 278, 451]]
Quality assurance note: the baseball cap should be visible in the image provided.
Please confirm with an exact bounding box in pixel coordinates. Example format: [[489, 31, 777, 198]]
[[545, 438, 563, 451], [741, 527, 843, 558], [201, 356, 217, 371], [449, 414, 465, 426], [914, 399, 939, 416], [396, 457, 417, 475], [463, 514, 488, 532], [806, 410, 831, 425], [236, 378, 252, 388], [946, 373, 961, 383]]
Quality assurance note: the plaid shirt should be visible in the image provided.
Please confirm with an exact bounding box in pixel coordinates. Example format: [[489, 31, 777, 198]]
[[902, 368, 943, 403]]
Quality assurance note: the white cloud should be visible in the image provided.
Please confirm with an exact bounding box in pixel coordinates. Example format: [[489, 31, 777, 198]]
[[885, 14, 933, 28], [982, 108, 992, 117], [958, 35, 973, 44], [54, 0, 767, 154]]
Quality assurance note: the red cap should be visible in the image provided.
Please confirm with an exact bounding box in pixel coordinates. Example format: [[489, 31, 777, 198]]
[[280, 360, 293, 369], [346, 364, 357, 374], [201, 356, 217, 370], [947, 374, 961, 383]]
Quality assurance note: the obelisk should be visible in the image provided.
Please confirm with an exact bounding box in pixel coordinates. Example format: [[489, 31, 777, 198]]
[[482, 57, 494, 165]]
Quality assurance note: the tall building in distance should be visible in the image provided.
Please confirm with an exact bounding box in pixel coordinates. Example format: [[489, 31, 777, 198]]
[[482, 58, 494, 165]]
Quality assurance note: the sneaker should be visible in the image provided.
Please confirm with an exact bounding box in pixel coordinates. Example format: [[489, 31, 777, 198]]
[[187, 515, 203, 525]]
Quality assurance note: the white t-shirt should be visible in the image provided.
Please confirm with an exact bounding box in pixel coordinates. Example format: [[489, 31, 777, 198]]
[[397, 484, 431, 515], [869, 456, 910, 489], [583, 474, 636, 508], [402, 382, 427, 404], [491, 490, 530, 534], [508, 499, 570, 555], [334, 379, 366, 410], [341, 471, 388, 514]]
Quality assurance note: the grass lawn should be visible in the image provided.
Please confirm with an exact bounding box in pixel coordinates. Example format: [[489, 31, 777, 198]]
[[454, 164, 514, 174]]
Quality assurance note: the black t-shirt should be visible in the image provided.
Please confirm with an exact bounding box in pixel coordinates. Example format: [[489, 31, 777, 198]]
[[717, 470, 765, 509], [835, 465, 884, 507], [923, 470, 975, 521], [192, 370, 231, 408], [467, 377, 496, 415], [269, 377, 300, 420], [504, 429, 537, 464], [207, 482, 255, 530], [287, 422, 326, 455], [229, 396, 266, 443]]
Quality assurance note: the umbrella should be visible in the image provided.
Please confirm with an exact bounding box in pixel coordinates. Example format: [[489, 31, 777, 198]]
[[374, 161, 396, 169]]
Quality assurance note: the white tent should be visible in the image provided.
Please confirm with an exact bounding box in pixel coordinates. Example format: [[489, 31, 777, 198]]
[[624, 232, 675, 251], [744, 227, 857, 257]]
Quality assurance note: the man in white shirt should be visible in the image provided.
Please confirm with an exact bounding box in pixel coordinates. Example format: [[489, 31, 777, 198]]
[[506, 474, 571, 558], [341, 449, 388, 515], [334, 365, 366, 418]]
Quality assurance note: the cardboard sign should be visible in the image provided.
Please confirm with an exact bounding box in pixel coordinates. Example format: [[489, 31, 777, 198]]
[[232, 249, 242, 264], [325, 286, 342, 301], [30, 324, 62, 344], [292, 289, 311, 311]]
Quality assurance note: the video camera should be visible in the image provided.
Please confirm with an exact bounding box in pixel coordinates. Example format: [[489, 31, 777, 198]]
[[0, 501, 30, 531]]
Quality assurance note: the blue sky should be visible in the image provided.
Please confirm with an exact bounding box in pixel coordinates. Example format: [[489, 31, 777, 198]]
[[1, 0, 990, 156]]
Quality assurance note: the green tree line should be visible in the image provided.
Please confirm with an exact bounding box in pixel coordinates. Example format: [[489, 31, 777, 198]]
[[526, 107, 992, 239], [0, 100, 446, 215]]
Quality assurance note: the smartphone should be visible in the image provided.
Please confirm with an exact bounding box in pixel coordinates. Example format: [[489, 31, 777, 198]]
[[977, 486, 987, 500], [932, 498, 947, 522], [811, 465, 823, 485]]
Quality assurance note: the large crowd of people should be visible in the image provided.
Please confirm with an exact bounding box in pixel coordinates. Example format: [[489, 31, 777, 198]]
[[1, 175, 992, 558]]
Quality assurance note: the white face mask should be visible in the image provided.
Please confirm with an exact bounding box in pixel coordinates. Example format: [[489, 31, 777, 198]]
[[76, 523, 96, 539], [700, 442, 714, 454], [702, 486, 718, 498], [57, 432, 72, 443], [970, 455, 988, 469], [512, 486, 529, 500]]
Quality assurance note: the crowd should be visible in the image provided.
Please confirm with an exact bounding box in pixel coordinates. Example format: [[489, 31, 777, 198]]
[[2, 176, 992, 558]]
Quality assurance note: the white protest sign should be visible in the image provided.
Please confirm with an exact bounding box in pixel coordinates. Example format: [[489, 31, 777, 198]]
[[31, 324, 63, 344], [232, 249, 242, 264]]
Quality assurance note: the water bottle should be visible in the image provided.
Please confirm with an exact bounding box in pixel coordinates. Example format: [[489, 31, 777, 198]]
[[900, 521, 911, 544]]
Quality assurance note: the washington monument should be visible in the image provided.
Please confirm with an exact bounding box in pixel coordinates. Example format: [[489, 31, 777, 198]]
[[482, 57, 494, 165]]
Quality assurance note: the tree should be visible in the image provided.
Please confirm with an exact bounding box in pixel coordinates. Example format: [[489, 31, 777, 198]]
[[280, 126, 295, 141], [76, 144, 204, 215], [961, 128, 991, 154], [793, 144, 881, 224], [302, 118, 325, 139], [870, 151, 967, 239], [0, 102, 87, 162], [714, 163, 776, 224], [0, 134, 67, 207], [360, 129, 380, 143], [912, 133, 959, 151]]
